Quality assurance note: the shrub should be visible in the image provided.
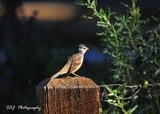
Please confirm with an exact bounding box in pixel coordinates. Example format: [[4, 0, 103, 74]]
[[76, 0, 160, 113]]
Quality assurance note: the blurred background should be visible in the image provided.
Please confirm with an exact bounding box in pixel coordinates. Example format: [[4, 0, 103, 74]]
[[0, 0, 159, 113]]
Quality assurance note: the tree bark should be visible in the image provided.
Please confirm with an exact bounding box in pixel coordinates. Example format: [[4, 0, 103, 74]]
[[36, 76, 100, 114]]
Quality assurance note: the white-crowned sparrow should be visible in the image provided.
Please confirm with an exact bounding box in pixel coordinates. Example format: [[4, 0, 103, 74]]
[[51, 44, 89, 79]]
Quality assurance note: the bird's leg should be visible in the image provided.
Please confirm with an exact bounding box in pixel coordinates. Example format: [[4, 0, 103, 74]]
[[67, 73, 81, 77], [71, 73, 81, 77]]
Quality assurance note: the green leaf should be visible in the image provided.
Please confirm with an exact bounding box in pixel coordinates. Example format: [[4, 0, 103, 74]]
[[108, 93, 115, 96], [155, 68, 160, 76], [91, 0, 97, 7], [105, 85, 113, 93], [144, 80, 149, 89], [87, 0, 91, 4], [75, 0, 86, 6], [107, 99, 116, 103], [123, 101, 130, 106], [121, 2, 130, 9], [117, 83, 127, 94], [99, 9, 107, 21], [127, 105, 138, 114], [107, 99, 119, 106], [82, 15, 93, 19]]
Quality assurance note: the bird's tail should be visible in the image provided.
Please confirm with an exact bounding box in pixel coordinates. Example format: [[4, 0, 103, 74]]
[[50, 62, 69, 79], [51, 72, 60, 79]]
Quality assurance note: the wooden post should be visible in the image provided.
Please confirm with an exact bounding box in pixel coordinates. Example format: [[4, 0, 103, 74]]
[[36, 76, 100, 114]]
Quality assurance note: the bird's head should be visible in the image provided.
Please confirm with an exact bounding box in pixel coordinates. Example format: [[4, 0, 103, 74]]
[[78, 44, 89, 54]]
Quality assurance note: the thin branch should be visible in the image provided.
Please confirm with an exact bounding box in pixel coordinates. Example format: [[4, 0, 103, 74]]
[[98, 83, 160, 89], [120, 88, 141, 100], [98, 84, 141, 88]]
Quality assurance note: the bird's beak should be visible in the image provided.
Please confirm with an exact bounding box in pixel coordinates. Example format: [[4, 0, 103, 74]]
[[86, 47, 89, 50]]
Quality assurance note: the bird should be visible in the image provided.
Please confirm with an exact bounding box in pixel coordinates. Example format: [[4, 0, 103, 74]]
[[51, 44, 89, 79]]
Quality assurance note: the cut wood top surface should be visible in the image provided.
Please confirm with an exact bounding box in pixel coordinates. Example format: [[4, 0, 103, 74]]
[[37, 76, 98, 89]]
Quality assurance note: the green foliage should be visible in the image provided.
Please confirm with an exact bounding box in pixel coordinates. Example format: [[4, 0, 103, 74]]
[[105, 84, 138, 114], [76, 0, 160, 83], [76, 0, 160, 113]]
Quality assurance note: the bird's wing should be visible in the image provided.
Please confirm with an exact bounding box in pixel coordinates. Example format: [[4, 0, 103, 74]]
[[58, 58, 72, 74], [69, 53, 82, 72], [51, 53, 82, 79]]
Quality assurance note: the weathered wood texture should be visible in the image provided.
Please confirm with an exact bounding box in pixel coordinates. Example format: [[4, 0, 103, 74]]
[[36, 76, 100, 114]]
